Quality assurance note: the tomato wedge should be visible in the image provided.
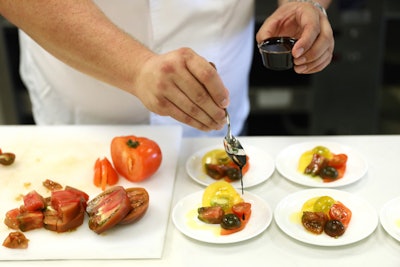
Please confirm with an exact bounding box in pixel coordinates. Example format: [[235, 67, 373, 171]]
[[93, 157, 119, 191], [329, 201, 352, 228]]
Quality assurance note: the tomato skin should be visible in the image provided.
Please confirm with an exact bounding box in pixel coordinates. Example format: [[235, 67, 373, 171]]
[[93, 157, 119, 191], [111, 136, 162, 182], [118, 187, 150, 225], [329, 201, 352, 228]]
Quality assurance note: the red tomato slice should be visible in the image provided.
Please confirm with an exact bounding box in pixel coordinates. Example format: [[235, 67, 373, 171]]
[[111, 136, 162, 182], [232, 202, 252, 221], [93, 157, 119, 191], [328, 154, 348, 168], [329, 201, 352, 228]]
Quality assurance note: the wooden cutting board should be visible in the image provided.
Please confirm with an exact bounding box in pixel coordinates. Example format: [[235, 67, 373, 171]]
[[0, 125, 182, 260]]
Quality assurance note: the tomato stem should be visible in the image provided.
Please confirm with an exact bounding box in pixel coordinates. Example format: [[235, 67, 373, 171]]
[[126, 139, 139, 148]]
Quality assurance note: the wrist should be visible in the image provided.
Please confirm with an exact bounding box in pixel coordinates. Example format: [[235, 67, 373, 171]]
[[286, 0, 327, 16]]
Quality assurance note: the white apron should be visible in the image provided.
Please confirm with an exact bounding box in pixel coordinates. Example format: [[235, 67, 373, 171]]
[[19, 0, 254, 137]]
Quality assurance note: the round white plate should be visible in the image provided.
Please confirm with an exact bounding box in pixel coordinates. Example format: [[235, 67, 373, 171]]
[[275, 141, 368, 188], [186, 145, 275, 189], [274, 188, 378, 246], [380, 196, 400, 242], [172, 190, 272, 244]]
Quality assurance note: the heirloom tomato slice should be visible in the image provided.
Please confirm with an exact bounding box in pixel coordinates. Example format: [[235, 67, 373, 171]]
[[329, 201, 352, 228], [202, 181, 243, 213]]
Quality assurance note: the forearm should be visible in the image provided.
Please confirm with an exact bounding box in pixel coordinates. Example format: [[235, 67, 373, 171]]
[[0, 0, 153, 94], [278, 0, 332, 9]]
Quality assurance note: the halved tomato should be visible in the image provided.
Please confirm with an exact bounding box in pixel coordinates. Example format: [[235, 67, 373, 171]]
[[111, 136, 162, 182]]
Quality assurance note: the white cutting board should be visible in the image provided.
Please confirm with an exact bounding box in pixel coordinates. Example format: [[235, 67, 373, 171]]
[[0, 125, 182, 260]]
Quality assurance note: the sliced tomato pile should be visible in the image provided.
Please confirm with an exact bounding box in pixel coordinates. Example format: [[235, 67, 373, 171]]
[[202, 149, 250, 183], [301, 196, 352, 238], [4, 187, 89, 233], [197, 181, 252, 235], [3, 182, 150, 243], [299, 146, 348, 182]]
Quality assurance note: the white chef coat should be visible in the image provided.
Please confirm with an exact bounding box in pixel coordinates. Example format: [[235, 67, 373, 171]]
[[19, 0, 254, 137]]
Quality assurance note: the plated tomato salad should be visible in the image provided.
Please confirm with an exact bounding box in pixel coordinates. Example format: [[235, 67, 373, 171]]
[[201, 149, 249, 183], [300, 195, 352, 238], [298, 146, 348, 183], [196, 181, 252, 235]]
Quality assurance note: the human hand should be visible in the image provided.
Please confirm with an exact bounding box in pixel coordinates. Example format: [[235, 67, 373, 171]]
[[256, 1, 334, 74], [131, 48, 229, 132]]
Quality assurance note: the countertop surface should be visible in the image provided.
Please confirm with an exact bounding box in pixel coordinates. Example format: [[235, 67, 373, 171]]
[[1, 127, 399, 267]]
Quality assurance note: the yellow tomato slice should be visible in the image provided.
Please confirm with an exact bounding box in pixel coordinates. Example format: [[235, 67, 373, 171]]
[[202, 181, 243, 213], [301, 196, 319, 212], [298, 150, 314, 172], [313, 196, 336, 214], [202, 149, 231, 170]]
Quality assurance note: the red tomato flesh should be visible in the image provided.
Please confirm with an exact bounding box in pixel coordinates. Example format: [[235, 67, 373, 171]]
[[23, 190, 46, 212], [93, 157, 119, 191], [329, 201, 352, 228]]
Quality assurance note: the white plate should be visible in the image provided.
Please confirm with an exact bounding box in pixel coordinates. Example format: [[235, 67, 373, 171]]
[[172, 190, 272, 244], [274, 188, 378, 246], [275, 141, 368, 188], [380, 196, 400, 242], [186, 145, 275, 189]]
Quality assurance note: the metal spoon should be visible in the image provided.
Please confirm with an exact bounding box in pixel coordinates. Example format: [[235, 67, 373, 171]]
[[223, 109, 246, 194]]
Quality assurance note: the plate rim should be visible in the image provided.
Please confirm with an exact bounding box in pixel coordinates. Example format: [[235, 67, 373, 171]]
[[185, 144, 275, 189], [274, 188, 378, 246], [275, 141, 368, 188], [379, 196, 400, 242], [172, 190, 273, 244]]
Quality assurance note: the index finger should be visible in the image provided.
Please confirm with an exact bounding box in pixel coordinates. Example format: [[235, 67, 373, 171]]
[[186, 59, 230, 109]]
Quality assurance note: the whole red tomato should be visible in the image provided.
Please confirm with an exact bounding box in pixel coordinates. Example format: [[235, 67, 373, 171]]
[[111, 135, 162, 182]]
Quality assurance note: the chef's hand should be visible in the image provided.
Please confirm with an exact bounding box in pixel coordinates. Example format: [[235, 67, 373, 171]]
[[256, 1, 334, 74], [131, 48, 229, 132]]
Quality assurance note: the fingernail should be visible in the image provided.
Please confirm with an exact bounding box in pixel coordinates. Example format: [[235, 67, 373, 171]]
[[296, 65, 307, 73], [220, 98, 228, 108], [296, 57, 306, 64]]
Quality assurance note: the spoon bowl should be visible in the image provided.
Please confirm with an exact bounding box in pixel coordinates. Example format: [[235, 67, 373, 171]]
[[223, 110, 247, 193]]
